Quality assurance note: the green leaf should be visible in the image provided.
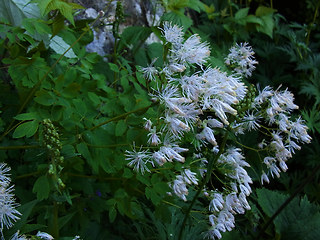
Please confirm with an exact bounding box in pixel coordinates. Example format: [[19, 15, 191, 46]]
[[115, 120, 127, 136], [0, 0, 41, 26], [34, 0, 75, 25], [161, 11, 193, 31], [145, 187, 162, 205], [35, 90, 56, 106], [14, 112, 39, 121], [76, 142, 92, 161], [255, 6, 276, 17], [109, 207, 117, 223], [122, 168, 133, 179], [59, 212, 76, 230], [188, 0, 206, 12], [20, 224, 47, 234], [32, 175, 50, 200], [235, 7, 249, 20], [49, 35, 77, 58], [88, 92, 101, 106], [257, 188, 320, 239], [13, 200, 38, 233], [108, 63, 119, 73], [256, 14, 275, 38], [72, 98, 87, 116], [13, 120, 39, 138]]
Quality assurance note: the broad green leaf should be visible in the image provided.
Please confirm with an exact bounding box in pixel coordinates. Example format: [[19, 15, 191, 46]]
[[122, 168, 133, 179], [109, 207, 117, 223], [59, 212, 76, 230], [188, 0, 206, 12], [145, 187, 161, 205], [12, 200, 38, 233], [115, 119, 127, 136], [0, 0, 41, 26], [76, 142, 92, 161], [32, 175, 50, 200], [34, 0, 75, 25], [13, 120, 39, 138], [76, 142, 99, 172], [49, 35, 77, 58], [119, 26, 152, 51], [257, 188, 320, 239], [147, 43, 164, 67], [255, 6, 276, 17], [108, 63, 119, 73], [256, 15, 275, 38], [73, 98, 87, 116], [14, 112, 39, 121], [20, 224, 47, 234], [88, 92, 101, 106], [34, 90, 56, 106], [235, 8, 249, 20], [161, 11, 192, 31]]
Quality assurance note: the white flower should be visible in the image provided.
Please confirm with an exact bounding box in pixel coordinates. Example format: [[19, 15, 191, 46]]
[[175, 34, 210, 65], [179, 74, 203, 101], [9, 231, 27, 240], [269, 163, 281, 178], [261, 172, 270, 184], [209, 193, 224, 212], [207, 118, 224, 128], [36, 231, 54, 240], [143, 118, 152, 131], [141, 58, 159, 81], [147, 127, 161, 146], [290, 117, 312, 143], [164, 114, 190, 137], [171, 175, 188, 201], [254, 85, 274, 106], [125, 146, 152, 174], [225, 42, 258, 77], [160, 22, 184, 46], [152, 151, 167, 166], [0, 163, 21, 230], [197, 125, 217, 146], [181, 169, 198, 185], [159, 145, 185, 163], [241, 111, 261, 131]]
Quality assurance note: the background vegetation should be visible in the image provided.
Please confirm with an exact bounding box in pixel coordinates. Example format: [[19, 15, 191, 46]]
[[0, 0, 319, 239]]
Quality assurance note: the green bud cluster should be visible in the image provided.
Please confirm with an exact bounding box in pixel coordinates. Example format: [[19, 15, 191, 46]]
[[235, 84, 257, 119], [42, 119, 65, 189], [42, 119, 63, 163], [115, 1, 125, 23]]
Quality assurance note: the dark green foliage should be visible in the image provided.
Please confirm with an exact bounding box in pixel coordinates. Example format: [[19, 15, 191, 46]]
[[257, 188, 320, 240], [1, 0, 320, 239]]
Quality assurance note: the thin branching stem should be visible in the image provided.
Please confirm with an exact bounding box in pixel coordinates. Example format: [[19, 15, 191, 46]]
[[88, 103, 155, 132], [178, 129, 229, 240]]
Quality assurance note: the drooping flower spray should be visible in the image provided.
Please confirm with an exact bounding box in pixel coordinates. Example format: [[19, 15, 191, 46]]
[[125, 22, 311, 239]]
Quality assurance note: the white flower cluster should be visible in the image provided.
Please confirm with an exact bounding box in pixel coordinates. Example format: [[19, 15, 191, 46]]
[[205, 148, 252, 239], [170, 169, 198, 201], [225, 42, 258, 77], [249, 86, 311, 183], [125, 22, 311, 239], [0, 163, 21, 231]]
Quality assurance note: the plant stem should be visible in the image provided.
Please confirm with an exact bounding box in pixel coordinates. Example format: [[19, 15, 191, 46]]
[[0, 145, 40, 150], [178, 130, 229, 240], [88, 104, 155, 132], [53, 201, 59, 238], [306, 0, 320, 46], [256, 163, 320, 239]]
